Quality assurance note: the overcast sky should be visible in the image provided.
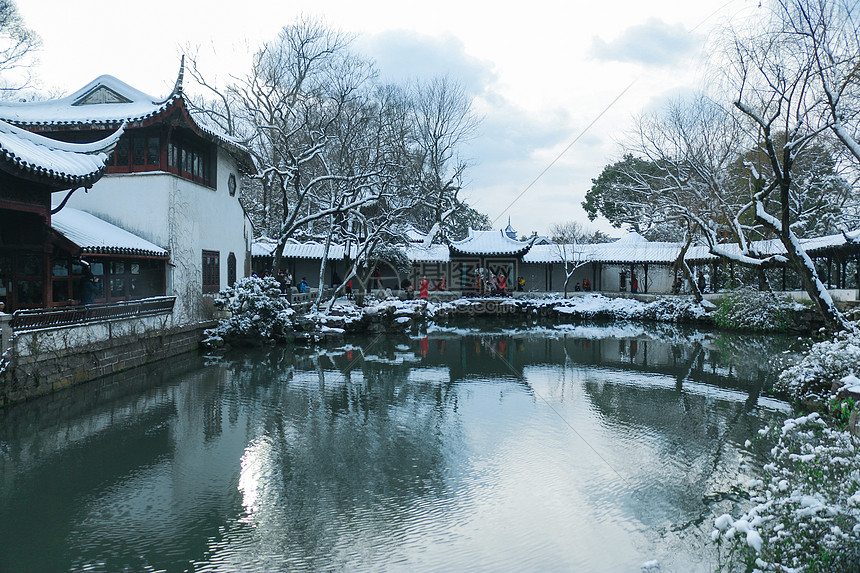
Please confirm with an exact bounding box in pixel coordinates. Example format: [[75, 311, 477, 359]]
[[19, 0, 761, 238]]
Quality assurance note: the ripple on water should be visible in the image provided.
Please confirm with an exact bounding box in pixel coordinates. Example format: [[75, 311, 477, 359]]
[[0, 331, 793, 573]]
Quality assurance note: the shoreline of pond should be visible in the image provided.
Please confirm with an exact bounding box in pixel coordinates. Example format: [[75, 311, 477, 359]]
[[248, 294, 829, 347]]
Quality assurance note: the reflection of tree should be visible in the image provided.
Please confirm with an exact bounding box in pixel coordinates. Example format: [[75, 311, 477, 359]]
[[547, 324, 798, 398], [0, 353, 222, 572], [0, 328, 800, 571], [580, 376, 785, 533], [211, 344, 460, 565]]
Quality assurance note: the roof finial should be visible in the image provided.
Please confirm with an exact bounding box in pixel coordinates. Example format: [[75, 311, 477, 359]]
[[504, 216, 517, 240], [171, 55, 185, 98]]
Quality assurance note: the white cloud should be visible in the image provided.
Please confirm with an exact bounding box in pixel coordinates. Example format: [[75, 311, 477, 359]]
[[590, 18, 703, 67], [355, 31, 496, 98]]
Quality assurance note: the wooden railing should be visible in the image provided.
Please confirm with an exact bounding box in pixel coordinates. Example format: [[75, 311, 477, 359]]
[[10, 296, 176, 332]]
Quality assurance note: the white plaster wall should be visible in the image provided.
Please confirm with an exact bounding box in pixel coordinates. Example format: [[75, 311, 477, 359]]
[[65, 149, 251, 325], [780, 289, 858, 303], [549, 264, 594, 292], [599, 264, 675, 294], [600, 264, 625, 293], [68, 173, 172, 247]]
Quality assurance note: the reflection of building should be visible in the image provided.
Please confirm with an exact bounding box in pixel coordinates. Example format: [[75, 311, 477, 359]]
[[408, 329, 789, 397], [0, 62, 255, 323]]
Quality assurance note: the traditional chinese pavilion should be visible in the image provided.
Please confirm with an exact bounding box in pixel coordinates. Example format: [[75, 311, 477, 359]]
[[0, 60, 256, 324]]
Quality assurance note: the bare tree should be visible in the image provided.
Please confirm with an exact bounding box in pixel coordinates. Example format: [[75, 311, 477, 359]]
[[549, 221, 612, 244], [722, 4, 855, 329], [609, 4, 858, 329], [775, 0, 860, 164], [185, 19, 485, 304], [0, 0, 40, 95], [408, 76, 480, 247]]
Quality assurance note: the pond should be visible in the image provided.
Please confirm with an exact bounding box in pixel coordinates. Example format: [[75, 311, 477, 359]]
[[0, 323, 805, 572]]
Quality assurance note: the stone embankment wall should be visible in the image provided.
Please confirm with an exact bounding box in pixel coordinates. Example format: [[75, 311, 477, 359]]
[[0, 313, 212, 407]]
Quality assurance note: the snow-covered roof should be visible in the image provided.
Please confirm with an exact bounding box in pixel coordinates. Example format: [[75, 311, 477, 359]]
[[251, 236, 278, 257], [0, 119, 121, 187], [282, 241, 347, 260], [405, 244, 450, 263], [522, 244, 580, 263], [0, 60, 253, 171], [401, 224, 429, 243], [0, 74, 178, 127], [589, 240, 687, 264], [51, 207, 169, 257], [252, 229, 860, 269], [522, 238, 703, 265], [613, 230, 648, 245], [252, 238, 349, 260], [695, 232, 859, 261], [798, 232, 854, 253], [450, 228, 532, 256]]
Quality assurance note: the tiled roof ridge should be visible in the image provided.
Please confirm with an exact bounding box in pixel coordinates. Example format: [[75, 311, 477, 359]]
[[0, 119, 122, 186], [0, 60, 253, 172]]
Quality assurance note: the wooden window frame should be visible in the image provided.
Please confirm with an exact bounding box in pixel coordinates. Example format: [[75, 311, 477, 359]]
[[202, 250, 220, 294], [227, 252, 237, 288]]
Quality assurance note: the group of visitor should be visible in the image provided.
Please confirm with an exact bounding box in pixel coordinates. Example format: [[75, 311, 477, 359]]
[[671, 274, 708, 294], [472, 271, 523, 296], [276, 269, 293, 294], [252, 269, 311, 294], [398, 275, 450, 300]]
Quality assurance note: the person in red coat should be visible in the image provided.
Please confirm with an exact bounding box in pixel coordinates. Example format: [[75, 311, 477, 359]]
[[419, 276, 429, 299], [496, 273, 508, 296]]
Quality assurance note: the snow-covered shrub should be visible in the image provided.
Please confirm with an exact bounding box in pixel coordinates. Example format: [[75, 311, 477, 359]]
[[639, 296, 713, 323], [713, 288, 800, 332], [552, 294, 713, 323], [777, 328, 860, 403], [712, 413, 860, 572], [203, 276, 294, 346]]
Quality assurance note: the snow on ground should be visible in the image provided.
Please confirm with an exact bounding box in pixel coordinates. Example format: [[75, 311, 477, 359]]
[[206, 285, 718, 345]]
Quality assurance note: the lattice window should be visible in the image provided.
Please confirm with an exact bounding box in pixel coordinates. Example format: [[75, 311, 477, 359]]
[[227, 252, 236, 287], [202, 250, 220, 294]]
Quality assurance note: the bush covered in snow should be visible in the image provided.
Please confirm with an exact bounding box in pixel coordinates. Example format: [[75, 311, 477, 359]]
[[776, 328, 860, 404], [555, 294, 714, 323], [203, 276, 294, 346], [713, 288, 801, 332], [712, 413, 860, 572], [639, 296, 714, 322], [553, 294, 713, 323]]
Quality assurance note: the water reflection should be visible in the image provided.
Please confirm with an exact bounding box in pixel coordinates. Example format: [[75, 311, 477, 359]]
[[0, 323, 800, 572]]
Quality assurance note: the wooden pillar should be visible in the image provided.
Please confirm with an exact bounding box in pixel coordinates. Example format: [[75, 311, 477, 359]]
[[841, 258, 847, 289], [0, 312, 11, 355], [644, 263, 649, 294], [827, 256, 833, 288], [854, 253, 860, 289]]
